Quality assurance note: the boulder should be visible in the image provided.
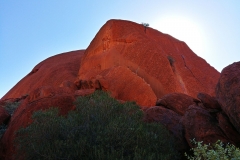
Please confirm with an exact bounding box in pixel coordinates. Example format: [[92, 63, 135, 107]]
[[216, 62, 240, 134], [156, 93, 197, 115], [197, 92, 221, 111], [144, 106, 188, 151], [183, 104, 229, 147]]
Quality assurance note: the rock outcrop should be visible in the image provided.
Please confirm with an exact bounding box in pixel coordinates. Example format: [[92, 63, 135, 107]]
[[2, 19, 240, 159], [2, 50, 84, 100], [77, 19, 220, 104]]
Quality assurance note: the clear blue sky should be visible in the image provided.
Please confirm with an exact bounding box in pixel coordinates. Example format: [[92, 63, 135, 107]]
[[1, 1, 240, 99]]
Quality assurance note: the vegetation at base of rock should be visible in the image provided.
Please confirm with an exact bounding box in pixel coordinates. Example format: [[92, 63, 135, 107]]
[[14, 90, 179, 160], [4, 101, 20, 115], [185, 139, 240, 160]]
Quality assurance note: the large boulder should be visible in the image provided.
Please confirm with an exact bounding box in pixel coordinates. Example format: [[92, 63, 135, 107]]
[[144, 106, 188, 151], [197, 92, 221, 111], [216, 62, 240, 134], [2, 50, 84, 100], [77, 19, 220, 100], [183, 104, 229, 147], [156, 93, 197, 115]]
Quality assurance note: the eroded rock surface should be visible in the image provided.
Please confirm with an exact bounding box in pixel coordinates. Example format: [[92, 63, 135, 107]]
[[2, 50, 84, 100], [183, 104, 229, 147], [78, 19, 219, 100]]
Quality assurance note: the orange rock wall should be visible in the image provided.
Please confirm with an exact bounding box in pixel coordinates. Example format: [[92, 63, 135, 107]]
[[77, 20, 219, 100]]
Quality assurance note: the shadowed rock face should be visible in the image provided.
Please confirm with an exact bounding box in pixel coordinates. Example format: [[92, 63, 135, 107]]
[[2, 50, 84, 100], [182, 104, 229, 147], [216, 62, 240, 134], [77, 19, 219, 104]]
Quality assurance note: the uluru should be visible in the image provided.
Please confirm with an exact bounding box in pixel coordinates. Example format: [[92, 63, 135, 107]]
[[1, 19, 240, 159]]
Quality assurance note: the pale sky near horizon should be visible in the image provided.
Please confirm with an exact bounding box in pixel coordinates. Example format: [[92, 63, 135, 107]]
[[1, 1, 240, 99]]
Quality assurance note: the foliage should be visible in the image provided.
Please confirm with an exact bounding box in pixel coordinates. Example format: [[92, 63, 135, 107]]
[[185, 139, 240, 160], [141, 22, 149, 27], [4, 101, 20, 115], [14, 90, 179, 160]]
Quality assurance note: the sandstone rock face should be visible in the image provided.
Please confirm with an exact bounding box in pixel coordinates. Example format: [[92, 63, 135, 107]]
[[144, 106, 188, 151], [77, 19, 219, 102], [156, 93, 196, 115], [183, 104, 229, 147], [2, 50, 84, 100], [0, 86, 77, 159], [216, 62, 240, 134]]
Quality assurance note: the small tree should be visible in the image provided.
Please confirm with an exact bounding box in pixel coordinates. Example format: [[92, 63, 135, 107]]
[[142, 22, 149, 33]]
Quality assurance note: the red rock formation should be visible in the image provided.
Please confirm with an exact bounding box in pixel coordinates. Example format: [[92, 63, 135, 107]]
[[77, 19, 219, 104], [197, 92, 221, 110], [2, 50, 84, 100], [216, 62, 240, 134]]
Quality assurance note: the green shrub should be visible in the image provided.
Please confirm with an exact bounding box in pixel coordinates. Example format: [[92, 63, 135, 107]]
[[185, 139, 240, 160], [14, 90, 179, 160], [4, 101, 20, 115]]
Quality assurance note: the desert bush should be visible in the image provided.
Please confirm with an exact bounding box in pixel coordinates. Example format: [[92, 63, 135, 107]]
[[185, 139, 240, 160], [4, 101, 20, 115], [14, 90, 179, 160]]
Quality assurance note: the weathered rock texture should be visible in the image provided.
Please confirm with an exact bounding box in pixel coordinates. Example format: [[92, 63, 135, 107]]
[[2, 50, 84, 100], [77, 19, 220, 105], [216, 62, 240, 134], [182, 104, 229, 147], [144, 106, 188, 151]]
